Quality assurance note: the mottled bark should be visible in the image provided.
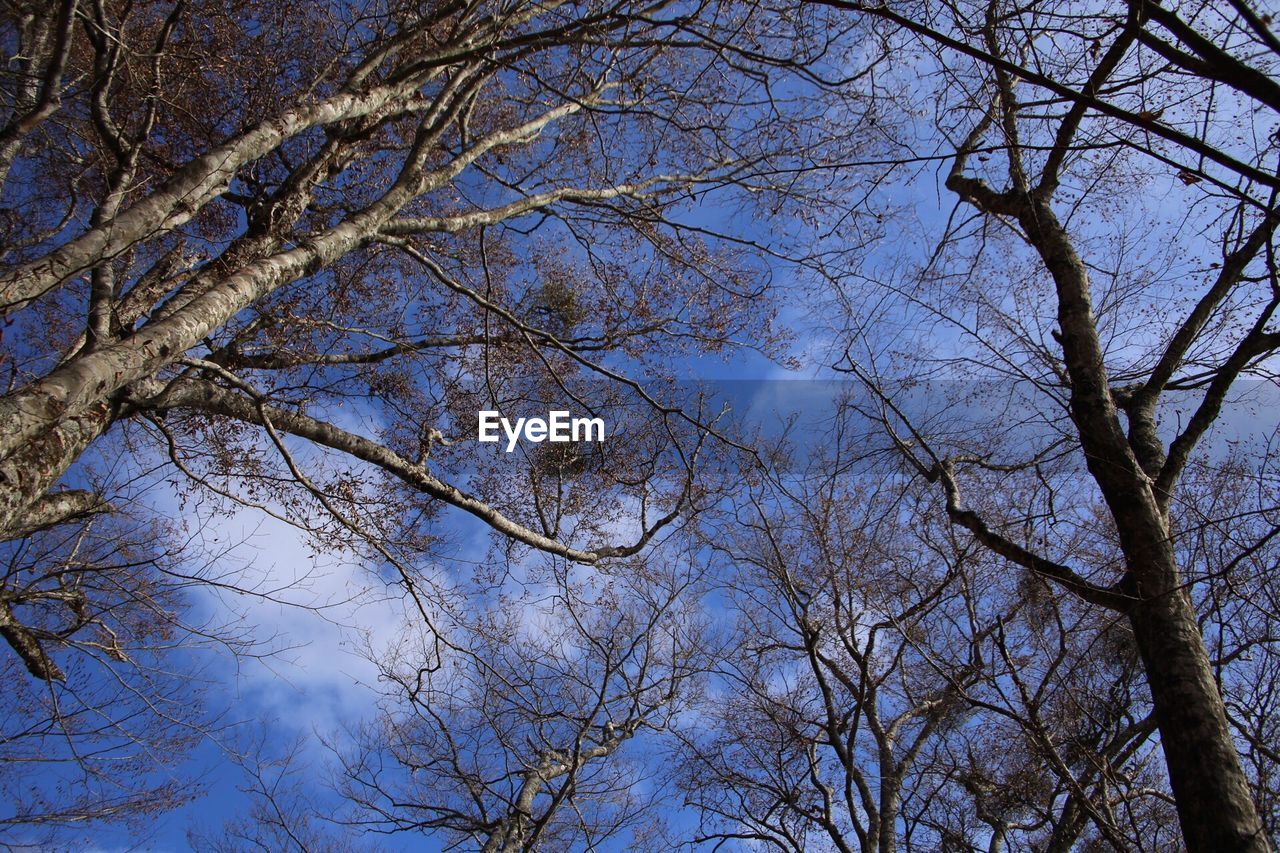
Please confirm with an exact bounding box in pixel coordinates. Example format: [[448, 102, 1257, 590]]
[[0, 90, 582, 472], [0, 599, 63, 681], [0, 88, 609, 553], [0, 0, 78, 190], [0, 402, 116, 542], [0, 73, 440, 315], [1129, 576, 1270, 850], [1, 489, 112, 542]]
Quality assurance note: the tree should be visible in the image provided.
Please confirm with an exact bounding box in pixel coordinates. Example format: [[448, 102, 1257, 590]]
[[0, 0, 842, 699], [189, 735, 363, 853], [0, 507, 227, 842], [9, 0, 1280, 848], [808, 0, 1280, 847], [0, 0, 819, 840], [336, 549, 711, 850], [679, 422, 1176, 851]]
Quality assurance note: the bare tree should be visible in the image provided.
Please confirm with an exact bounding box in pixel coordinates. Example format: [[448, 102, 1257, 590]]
[[680, 467, 980, 852], [1178, 451, 1280, 840], [11, 0, 1280, 849], [0, 0, 861, 842], [802, 0, 1280, 846], [0, 0, 809, 678], [189, 735, 363, 853], [335, 549, 711, 851], [679, 424, 1175, 851], [0, 508, 235, 844]]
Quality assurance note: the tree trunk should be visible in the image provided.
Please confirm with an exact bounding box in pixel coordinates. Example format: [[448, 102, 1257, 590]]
[[1127, 571, 1269, 851], [877, 775, 899, 853], [1005, 197, 1272, 853]]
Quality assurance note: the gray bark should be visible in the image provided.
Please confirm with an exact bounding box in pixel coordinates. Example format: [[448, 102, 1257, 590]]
[[0, 93, 590, 536], [480, 722, 641, 853], [1, 489, 112, 542]]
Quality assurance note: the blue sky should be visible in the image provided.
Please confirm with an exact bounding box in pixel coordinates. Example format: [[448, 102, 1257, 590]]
[[5, 5, 1279, 843]]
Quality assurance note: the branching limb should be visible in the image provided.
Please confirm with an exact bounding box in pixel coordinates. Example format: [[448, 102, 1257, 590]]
[[143, 375, 683, 564], [1, 489, 114, 542]]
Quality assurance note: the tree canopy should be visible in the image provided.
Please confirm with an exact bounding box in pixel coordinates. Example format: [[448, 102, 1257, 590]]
[[2, 0, 1279, 850]]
